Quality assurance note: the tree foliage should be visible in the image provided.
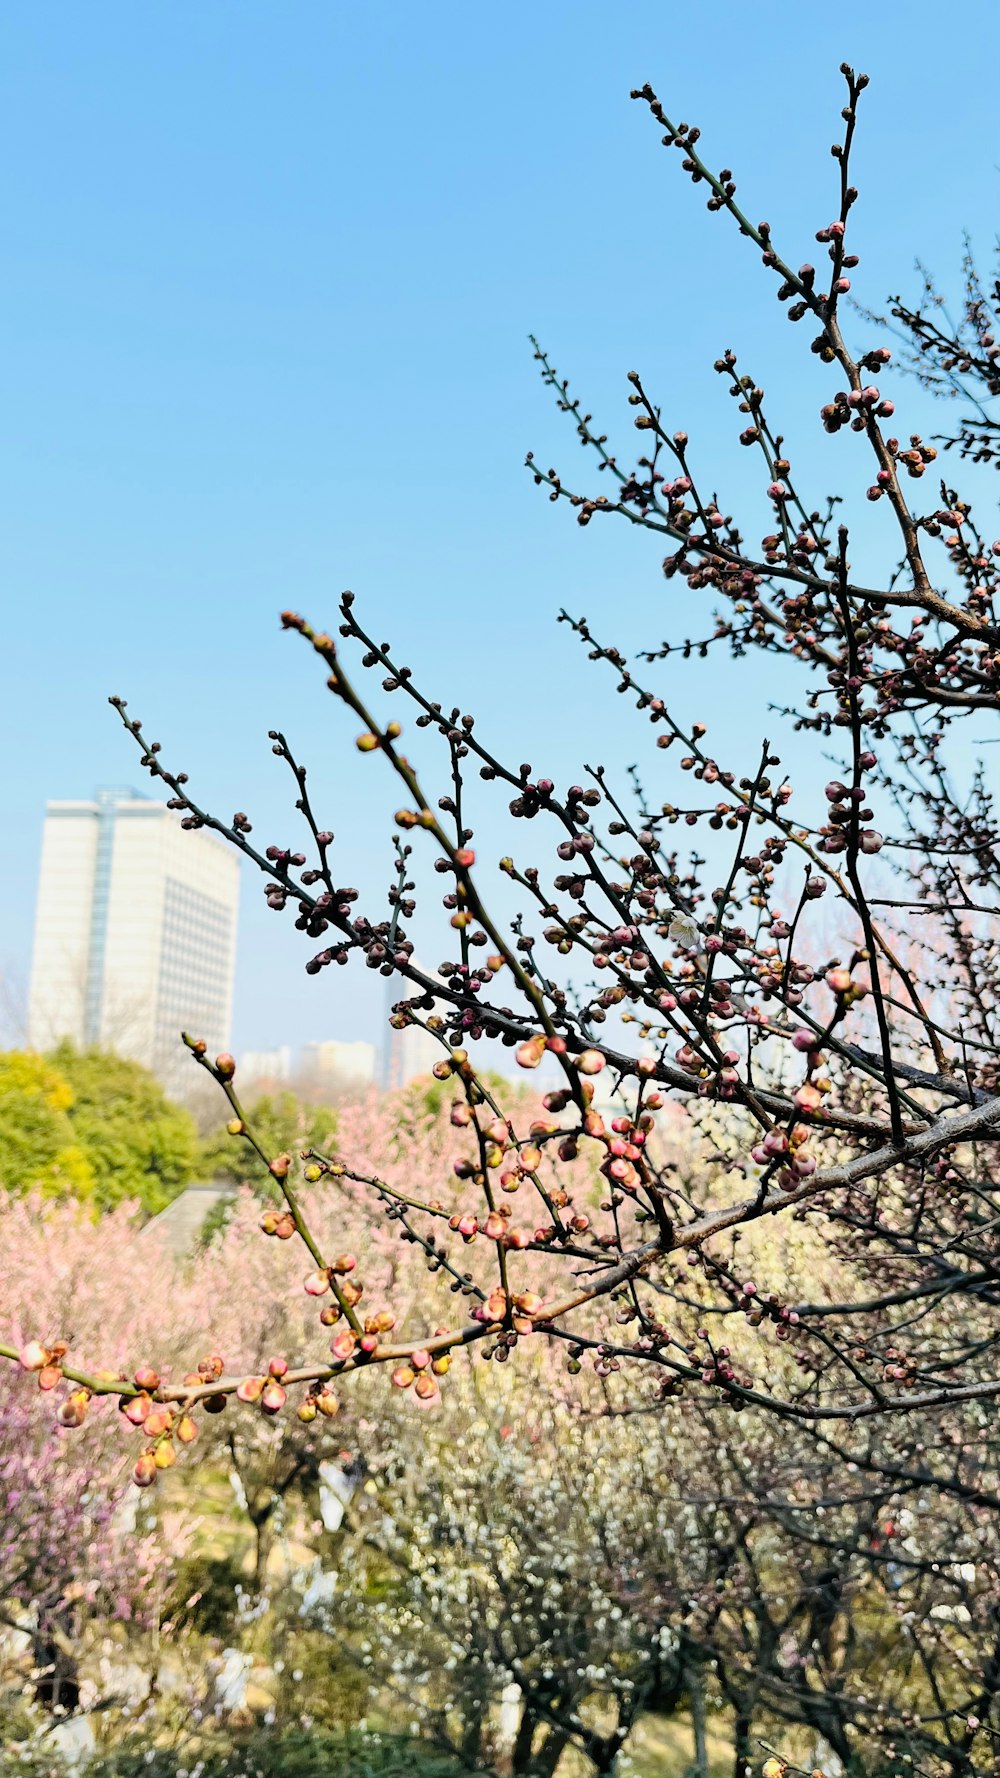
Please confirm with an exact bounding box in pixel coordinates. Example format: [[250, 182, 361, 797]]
[[198, 1089, 338, 1190], [0, 1047, 196, 1215], [4, 1160, 1000, 1774], [51, 1044, 197, 1215], [0, 1051, 94, 1200]]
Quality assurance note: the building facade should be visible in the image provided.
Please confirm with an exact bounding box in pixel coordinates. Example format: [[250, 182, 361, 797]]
[[238, 1046, 293, 1085], [299, 1039, 376, 1098], [380, 964, 444, 1090], [28, 788, 240, 1091]]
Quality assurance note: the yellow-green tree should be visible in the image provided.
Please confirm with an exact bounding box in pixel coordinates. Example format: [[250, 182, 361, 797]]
[[0, 1051, 94, 1200], [52, 1043, 197, 1214], [0, 1046, 196, 1214]]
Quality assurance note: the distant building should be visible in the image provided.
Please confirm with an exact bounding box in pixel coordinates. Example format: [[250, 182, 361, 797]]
[[381, 964, 445, 1089], [239, 1045, 293, 1085], [28, 787, 240, 1092], [300, 1039, 376, 1099]]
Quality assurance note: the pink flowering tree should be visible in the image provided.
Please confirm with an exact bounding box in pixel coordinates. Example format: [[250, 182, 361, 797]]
[[0, 1199, 182, 1717], [3, 66, 1000, 1544], [0, 1386, 159, 1716], [5, 1110, 1000, 1769]]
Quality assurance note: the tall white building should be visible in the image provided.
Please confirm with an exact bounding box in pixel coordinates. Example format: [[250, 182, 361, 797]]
[[28, 787, 240, 1091]]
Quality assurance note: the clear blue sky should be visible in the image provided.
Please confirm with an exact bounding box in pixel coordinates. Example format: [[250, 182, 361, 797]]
[[2, 3, 997, 1060]]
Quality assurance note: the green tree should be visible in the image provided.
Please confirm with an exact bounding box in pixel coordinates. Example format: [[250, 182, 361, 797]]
[[0, 1051, 94, 1199], [198, 1090, 338, 1189], [51, 1042, 197, 1215]]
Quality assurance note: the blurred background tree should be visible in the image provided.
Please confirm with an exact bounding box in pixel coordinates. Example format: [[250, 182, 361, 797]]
[[0, 1051, 95, 1201], [0, 1047, 196, 1215], [197, 1089, 338, 1190], [51, 1044, 197, 1215]]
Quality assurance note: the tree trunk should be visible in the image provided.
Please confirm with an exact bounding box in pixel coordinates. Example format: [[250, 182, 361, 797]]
[[459, 1667, 488, 1770], [686, 1659, 709, 1778], [250, 1504, 275, 1596], [33, 1630, 81, 1713], [532, 1726, 569, 1778], [733, 1710, 753, 1778], [510, 1707, 538, 1775]]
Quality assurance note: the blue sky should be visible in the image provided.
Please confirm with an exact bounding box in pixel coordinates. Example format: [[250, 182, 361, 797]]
[[3, 3, 998, 1061]]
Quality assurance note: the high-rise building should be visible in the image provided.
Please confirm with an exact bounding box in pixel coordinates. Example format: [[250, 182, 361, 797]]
[[28, 787, 240, 1091]]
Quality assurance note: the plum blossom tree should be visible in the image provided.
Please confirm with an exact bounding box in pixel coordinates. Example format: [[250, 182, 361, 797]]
[[5, 1106, 1000, 1770], [3, 66, 1000, 1591], [324, 1359, 683, 1777], [875, 240, 1000, 471], [0, 1198, 181, 1720], [318, 1189, 1000, 1778], [0, 1383, 163, 1717]]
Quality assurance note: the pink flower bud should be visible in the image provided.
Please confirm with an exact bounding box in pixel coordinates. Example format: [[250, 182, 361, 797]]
[[260, 1381, 287, 1415], [794, 1082, 823, 1112], [516, 1037, 546, 1070], [57, 1391, 89, 1428], [576, 1048, 606, 1076]]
